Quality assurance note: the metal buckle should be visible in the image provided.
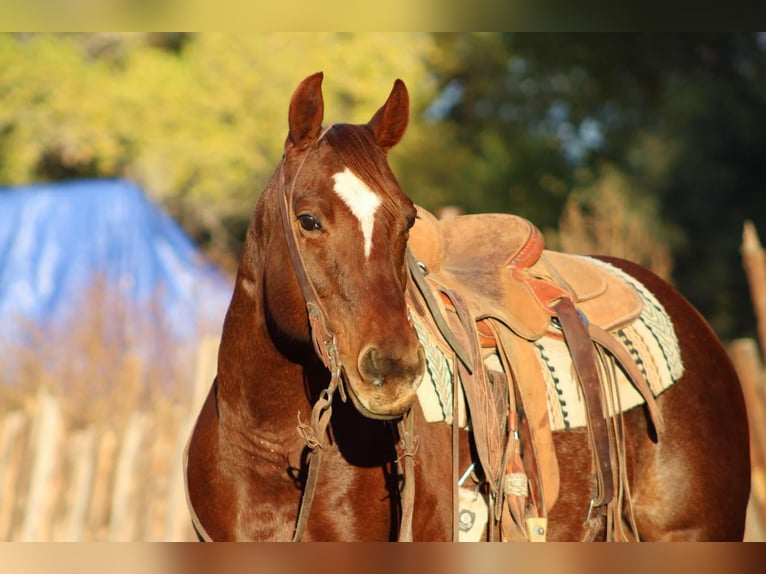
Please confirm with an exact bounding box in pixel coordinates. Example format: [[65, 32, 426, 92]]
[[584, 497, 603, 526]]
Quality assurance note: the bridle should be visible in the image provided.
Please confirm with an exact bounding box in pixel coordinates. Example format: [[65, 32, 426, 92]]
[[277, 130, 417, 542]]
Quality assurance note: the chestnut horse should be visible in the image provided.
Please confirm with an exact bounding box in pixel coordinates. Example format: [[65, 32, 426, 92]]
[[185, 72, 750, 541]]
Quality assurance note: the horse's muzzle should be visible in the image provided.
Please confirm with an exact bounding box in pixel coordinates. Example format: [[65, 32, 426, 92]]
[[346, 344, 425, 419]]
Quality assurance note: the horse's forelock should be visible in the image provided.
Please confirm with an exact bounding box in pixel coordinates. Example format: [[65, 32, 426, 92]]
[[323, 124, 395, 197]]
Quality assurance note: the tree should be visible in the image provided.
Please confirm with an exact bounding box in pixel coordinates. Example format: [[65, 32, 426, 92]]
[[0, 33, 441, 263], [426, 33, 766, 339]]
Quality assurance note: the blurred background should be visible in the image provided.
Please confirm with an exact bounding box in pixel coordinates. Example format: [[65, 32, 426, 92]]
[[0, 32, 764, 541]]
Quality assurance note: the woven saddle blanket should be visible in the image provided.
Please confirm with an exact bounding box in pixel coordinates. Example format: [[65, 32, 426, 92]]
[[413, 256, 684, 432]]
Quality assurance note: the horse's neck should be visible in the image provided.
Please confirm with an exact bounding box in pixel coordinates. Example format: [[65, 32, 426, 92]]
[[215, 271, 312, 442]]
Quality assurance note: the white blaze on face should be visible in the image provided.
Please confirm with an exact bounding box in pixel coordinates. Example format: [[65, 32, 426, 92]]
[[332, 168, 381, 259]]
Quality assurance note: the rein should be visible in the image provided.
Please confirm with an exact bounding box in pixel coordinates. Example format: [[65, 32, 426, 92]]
[[277, 139, 416, 542]]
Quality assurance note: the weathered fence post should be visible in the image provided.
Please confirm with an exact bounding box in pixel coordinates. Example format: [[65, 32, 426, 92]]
[[729, 339, 766, 524], [164, 335, 219, 541], [86, 428, 118, 540], [192, 336, 218, 414], [165, 414, 197, 541], [736, 220, 766, 539], [743, 221, 766, 360], [108, 411, 152, 541], [19, 389, 64, 541], [0, 411, 28, 540], [54, 427, 98, 541]]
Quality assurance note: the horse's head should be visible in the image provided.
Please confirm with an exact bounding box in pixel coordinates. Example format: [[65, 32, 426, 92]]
[[260, 72, 424, 420]]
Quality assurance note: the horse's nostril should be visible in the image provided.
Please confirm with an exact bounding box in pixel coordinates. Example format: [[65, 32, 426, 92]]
[[359, 346, 383, 385], [358, 344, 425, 388]]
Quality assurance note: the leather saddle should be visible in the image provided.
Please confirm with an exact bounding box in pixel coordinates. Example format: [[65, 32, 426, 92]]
[[408, 206, 643, 340], [406, 205, 664, 541]]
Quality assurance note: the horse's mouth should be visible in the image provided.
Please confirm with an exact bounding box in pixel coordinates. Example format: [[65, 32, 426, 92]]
[[341, 369, 421, 421]]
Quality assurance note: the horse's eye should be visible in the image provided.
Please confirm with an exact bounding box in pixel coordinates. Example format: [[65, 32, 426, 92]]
[[406, 214, 417, 230], [298, 214, 322, 232]]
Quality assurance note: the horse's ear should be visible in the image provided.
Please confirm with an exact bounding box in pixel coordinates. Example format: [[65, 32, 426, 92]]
[[367, 79, 409, 152], [287, 72, 325, 151]]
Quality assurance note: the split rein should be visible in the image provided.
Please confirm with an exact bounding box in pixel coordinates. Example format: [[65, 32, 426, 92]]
[[277, 143, 418, 542]]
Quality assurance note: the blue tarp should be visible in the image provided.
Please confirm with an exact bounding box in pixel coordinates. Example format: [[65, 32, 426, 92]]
[[0, 179, 232, 352]]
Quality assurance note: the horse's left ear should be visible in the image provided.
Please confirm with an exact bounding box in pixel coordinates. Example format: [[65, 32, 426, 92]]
[[367, 79, 409, 152], [287, 72, 325, 152]]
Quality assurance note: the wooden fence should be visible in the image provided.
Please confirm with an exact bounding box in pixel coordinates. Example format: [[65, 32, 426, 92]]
[[0, 338, 218, 541]]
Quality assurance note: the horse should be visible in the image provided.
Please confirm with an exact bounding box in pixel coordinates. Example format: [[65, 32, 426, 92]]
[[184, 72, 751, 541]]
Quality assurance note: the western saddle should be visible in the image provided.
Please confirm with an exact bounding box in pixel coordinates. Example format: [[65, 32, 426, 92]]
[[405, 206, 665, 542]]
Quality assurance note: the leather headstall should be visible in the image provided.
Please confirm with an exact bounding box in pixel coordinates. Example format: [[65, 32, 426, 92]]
[[277, 137, 417, 542]]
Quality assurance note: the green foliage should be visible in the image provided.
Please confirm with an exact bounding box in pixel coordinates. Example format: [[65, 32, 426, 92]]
[[0, 33, 440, 254]]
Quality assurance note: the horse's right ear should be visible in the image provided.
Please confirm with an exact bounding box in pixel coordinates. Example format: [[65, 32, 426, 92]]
[[367, 79, 409, 152], [286, 72, 325, 152]]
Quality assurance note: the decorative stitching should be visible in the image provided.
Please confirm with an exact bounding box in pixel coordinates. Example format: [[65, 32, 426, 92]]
[[535, 341, 570, 429]]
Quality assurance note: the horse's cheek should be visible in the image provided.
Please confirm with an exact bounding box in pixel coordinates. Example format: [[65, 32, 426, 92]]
[[263, 255, 310, 339]]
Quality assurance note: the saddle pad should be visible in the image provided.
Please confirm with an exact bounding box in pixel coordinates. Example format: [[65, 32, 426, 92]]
[[413, 311, 467, 428], [414, 257, 684, 432]]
